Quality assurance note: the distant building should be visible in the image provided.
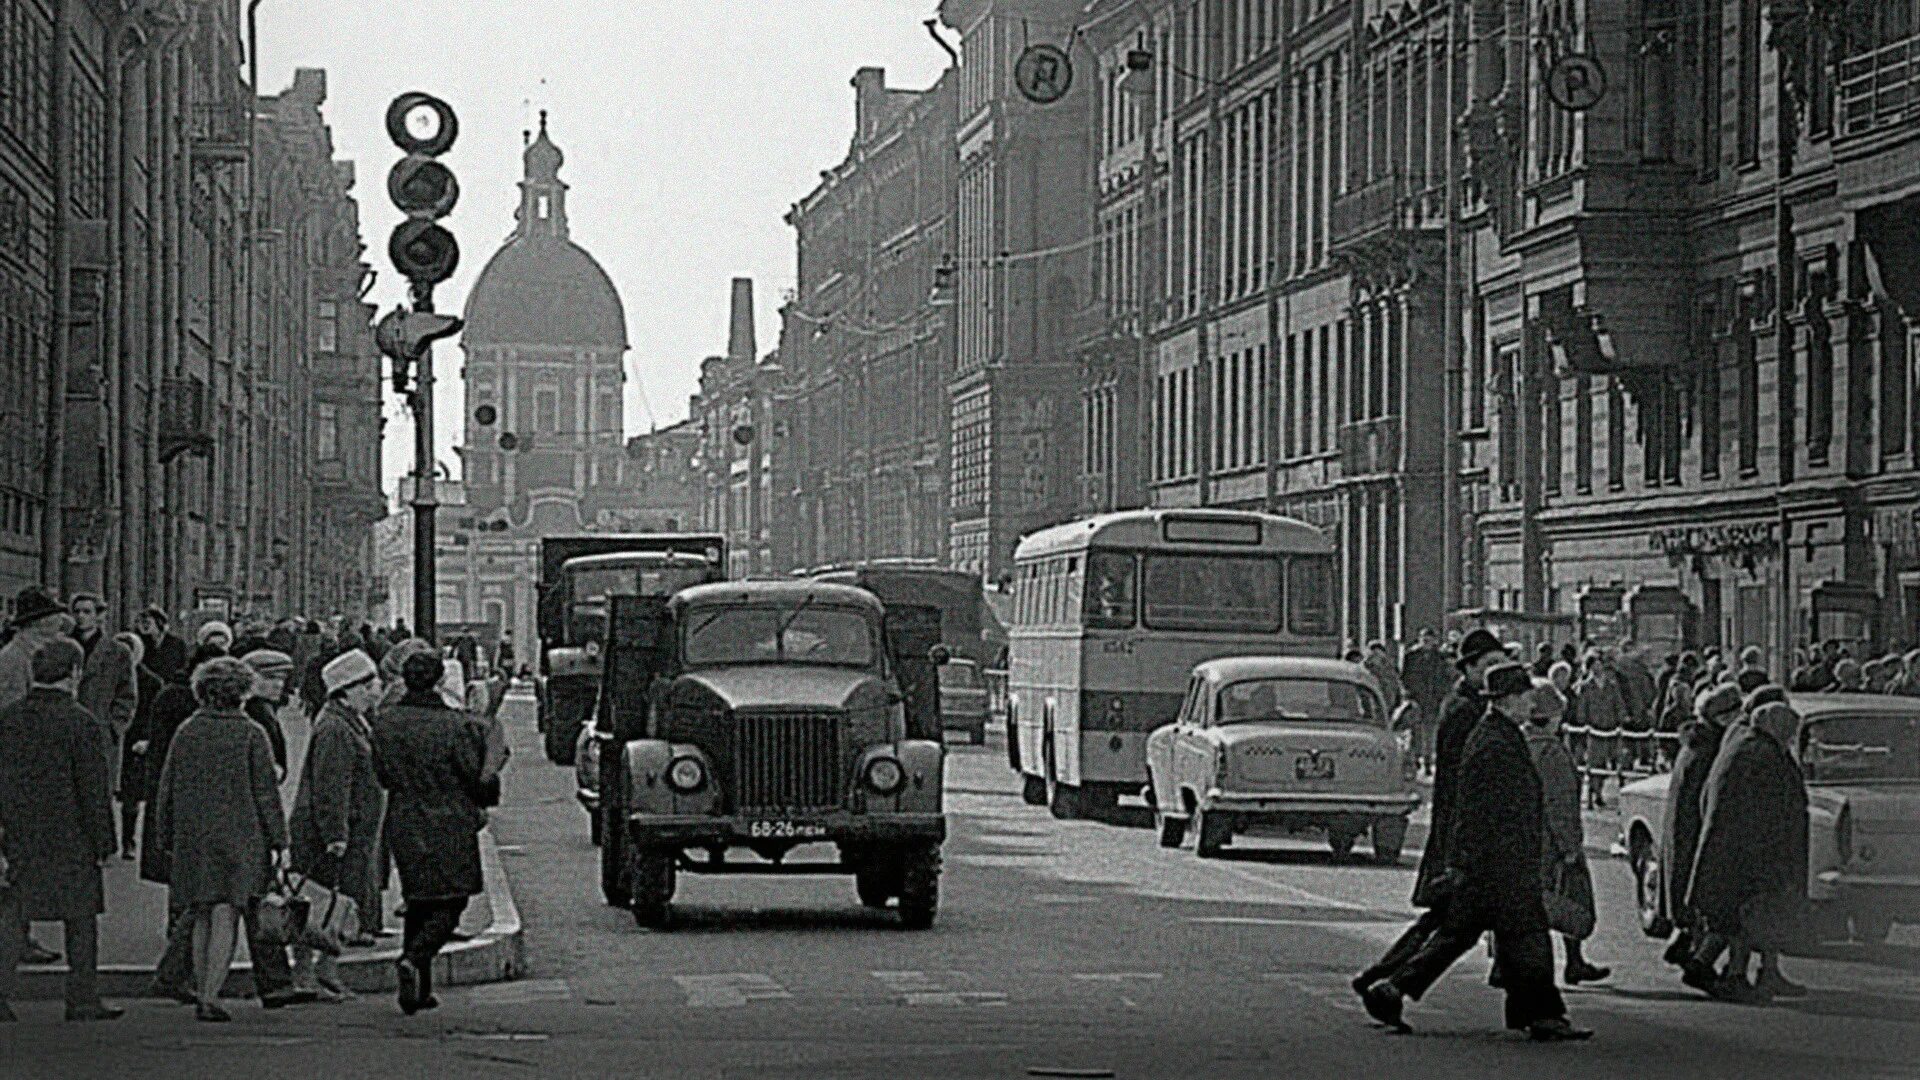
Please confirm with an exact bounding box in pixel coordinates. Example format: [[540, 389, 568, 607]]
[[693, 279, 779, 578], [445, 113, 662, 645]]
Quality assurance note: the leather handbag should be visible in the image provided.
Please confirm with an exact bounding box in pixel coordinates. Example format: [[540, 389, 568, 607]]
[[251, 872, 311, 948], [287, 872, 360, 957], [1543, 861, 1597, 940]]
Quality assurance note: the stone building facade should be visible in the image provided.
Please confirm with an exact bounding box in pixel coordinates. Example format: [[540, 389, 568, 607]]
[[780, 66, 956, 576], [0, 0, 380, 626], [692, 278, 778, 578]]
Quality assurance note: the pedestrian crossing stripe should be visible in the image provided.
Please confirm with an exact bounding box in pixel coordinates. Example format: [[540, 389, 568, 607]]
[[871, 970, 1008, 1006], [674, 973, 794, 1007]]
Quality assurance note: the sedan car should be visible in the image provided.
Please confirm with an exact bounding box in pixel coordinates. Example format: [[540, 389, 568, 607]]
[[1145, 657, 1419, 862], [1617, 692, 1920, 944], [938, 658, 990, 745]]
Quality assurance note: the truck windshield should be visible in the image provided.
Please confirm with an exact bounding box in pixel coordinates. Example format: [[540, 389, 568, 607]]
[[570, 563, 711, 603], [683, 606, 875, 668]]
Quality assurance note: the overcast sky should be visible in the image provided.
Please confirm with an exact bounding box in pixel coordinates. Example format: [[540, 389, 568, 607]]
[[254, 1, 951, 496]]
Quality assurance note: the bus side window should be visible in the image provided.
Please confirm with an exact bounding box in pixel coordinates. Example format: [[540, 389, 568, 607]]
[[1065, 556, 1083, 626], [1085, 551, 1136, 629]]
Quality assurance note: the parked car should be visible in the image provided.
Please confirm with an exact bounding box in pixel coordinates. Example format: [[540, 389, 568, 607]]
[[1617, 692, 1920, 944], [938, 658, 990, 745], [1145, 657, 1420, 862]]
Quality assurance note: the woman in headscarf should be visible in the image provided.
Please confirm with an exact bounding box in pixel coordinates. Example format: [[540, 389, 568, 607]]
[[1523, 680, 1610, 985], [113, 631, 162, 861], [195, 621, 233, 654], [372, 651, 498, 1014], [1662, 682, 1744, 986], [1685, 686, 1809, 1003], [149, 657, 289, 1022]]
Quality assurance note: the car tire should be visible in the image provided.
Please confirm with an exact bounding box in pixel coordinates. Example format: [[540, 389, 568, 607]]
[[896, 842, 941, 930], [629, 846, 675, 930], [855, 865, 900, 909], [600, 811, 630, 908], [1156, 809, 1185, 848], [1633, 846, 1673, 938], [1327, 825, 1360, 860], [1851, 911, 1894, 944], [1193, 806, 1230, 859], [1021, 773, 1048, 806], [1369, 817, 1407, 865]]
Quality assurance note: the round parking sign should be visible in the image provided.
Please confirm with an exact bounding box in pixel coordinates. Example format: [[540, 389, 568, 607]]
[[1015, 44, 1074, 105], [1546, 53, 1607, 112]]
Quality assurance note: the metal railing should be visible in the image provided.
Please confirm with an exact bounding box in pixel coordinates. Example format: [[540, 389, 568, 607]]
[[1329, 170, 1427, 247], [1558, 724, 1682, 799]]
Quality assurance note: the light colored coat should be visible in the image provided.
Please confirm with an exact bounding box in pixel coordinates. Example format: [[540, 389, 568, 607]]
[[77, 631, 138, 789]]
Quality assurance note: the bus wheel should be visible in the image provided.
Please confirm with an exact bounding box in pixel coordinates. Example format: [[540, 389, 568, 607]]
[[1045, 751, 1082, 820], [1021, 774, 1048, 806], [896, 842, 941, 930], [629, 847, 675, 930]]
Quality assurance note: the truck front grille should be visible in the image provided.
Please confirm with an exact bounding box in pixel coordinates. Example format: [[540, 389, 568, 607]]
[[733, 712, 843, 813]]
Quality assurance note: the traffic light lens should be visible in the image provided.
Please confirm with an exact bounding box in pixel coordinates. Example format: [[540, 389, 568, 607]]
[[475, 404, 497, 426], [498, 433, 519, 451]]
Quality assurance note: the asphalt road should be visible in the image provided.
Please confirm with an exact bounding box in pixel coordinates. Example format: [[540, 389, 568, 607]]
[[6, 690, 1919, 1079]]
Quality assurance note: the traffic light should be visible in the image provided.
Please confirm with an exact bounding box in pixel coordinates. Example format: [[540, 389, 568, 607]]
[[386, 92, 460, 289], [376, 308, 464, 393], [474, 404, 498, 426]]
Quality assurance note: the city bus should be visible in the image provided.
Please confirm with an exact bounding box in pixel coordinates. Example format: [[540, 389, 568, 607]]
[[1008, 508, 1340, 818]]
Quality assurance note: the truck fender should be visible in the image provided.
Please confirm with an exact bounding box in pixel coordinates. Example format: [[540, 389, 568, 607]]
[[622, 739, 720, 818], [855, 740, 944, 814]]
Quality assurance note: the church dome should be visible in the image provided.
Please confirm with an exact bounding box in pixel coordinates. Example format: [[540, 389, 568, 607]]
[[461, 113, 628, 350], [464, 236, 627, 349]]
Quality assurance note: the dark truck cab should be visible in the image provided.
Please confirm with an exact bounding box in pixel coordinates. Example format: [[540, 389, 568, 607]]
[[592, 580, 949, 929], [535, 533, 725, 764]]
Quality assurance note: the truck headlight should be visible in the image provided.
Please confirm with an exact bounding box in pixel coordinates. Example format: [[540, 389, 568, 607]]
[[864, 756, 906, 795], [584, 640, 601, 658], [667, 755, 707, 793]]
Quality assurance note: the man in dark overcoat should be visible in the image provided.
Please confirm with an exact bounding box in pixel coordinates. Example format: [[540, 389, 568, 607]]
[[1352, 628, 1506, 992], [0, 638, 122, 1021], [1661, 681, 1743, 979], [69, 594, 138, 822], [1685, 694, 1809, 1002], [1359, 663, 1590, 1042]]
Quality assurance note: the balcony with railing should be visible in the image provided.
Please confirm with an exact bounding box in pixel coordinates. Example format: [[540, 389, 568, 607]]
[[190, 102, 251, 164], [1329, 171, 1430, 249], [1338, 416, 1402, 479]]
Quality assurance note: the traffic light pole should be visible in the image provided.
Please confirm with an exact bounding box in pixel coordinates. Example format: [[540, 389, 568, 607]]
[[412, 286, 437, 645]]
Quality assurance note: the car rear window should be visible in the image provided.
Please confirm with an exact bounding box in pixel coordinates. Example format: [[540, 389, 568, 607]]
[[1218, 678, 1381, 725]]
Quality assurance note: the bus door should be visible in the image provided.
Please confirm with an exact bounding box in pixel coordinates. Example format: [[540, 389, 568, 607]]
[[885, 604, 945, 742]]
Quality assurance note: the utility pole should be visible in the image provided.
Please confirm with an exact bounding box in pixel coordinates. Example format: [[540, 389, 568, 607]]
[[378, 92, 463, 644]]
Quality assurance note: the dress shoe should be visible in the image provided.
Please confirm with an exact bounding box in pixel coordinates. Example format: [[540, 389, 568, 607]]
[[22, 943, 60, 965], [1681, 961, 1721, 996], [416, 994, 440, 1012], [1349, 974, 1374, 997], [1758, 970, 1809, 999], [1361, 984, 1411, 1033], [150, 983, 198, 1005], [259, 988, 319, 1009], [1564, 961, 1612, 985], [1662, 933, 1694, 967], [396, 959, 423, 1015], [119, 848, 136, 861], [1527, 1017, 1594, 1042], [64, 1003, 125, 1022], [195, 1002, 231, 1023]]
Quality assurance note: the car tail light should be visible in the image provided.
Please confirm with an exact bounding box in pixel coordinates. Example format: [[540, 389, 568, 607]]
[[1836, 804, 1854, 865]]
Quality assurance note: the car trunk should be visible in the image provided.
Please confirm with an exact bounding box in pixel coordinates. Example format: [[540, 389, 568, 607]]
[[1222, 724, 1394, 793]]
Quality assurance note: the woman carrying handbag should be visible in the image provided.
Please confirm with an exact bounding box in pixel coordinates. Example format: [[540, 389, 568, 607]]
[[287, 649, 388, 1001], [1525, 679, 1611, 985]]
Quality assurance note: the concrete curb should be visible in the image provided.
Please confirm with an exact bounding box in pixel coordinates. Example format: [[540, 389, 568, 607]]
[[12, 827, 525, 1002]]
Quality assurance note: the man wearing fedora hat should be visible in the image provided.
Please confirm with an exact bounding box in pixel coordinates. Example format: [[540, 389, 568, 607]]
[[0, 588, 77, 968], [1353, 627, 1508, 995], [1359, 662, 1592, 1042]]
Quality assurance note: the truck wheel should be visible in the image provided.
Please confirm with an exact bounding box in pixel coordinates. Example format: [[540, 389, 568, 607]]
[[629, 847, 675, 930], [855, 864, 901, 909], [1369, 817, 1406, 865], [1193, 807, 1231, 859], [1021, 774, 1047, 806], [600, 814, 630, 907], [896, 842, 941, 930]]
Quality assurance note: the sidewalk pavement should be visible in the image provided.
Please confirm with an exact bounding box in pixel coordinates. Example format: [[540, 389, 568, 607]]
[[11, 704, 526, 1001]]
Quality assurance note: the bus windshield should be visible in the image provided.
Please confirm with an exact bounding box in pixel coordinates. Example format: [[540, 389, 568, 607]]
[[682, 606, 876, 668], [1141, 555, 1281, 633]]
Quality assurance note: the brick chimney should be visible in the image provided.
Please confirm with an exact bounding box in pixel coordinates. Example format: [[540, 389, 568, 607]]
[[726, 278, 756, 365], [853, 67, 886, 140]]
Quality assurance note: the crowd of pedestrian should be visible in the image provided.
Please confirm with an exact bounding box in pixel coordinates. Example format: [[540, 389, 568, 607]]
[[0, 587, 511, 1023], [1344, 619, 1853, 1041]]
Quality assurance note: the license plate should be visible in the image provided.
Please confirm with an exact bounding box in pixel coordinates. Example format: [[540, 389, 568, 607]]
[[1295, 754, 1336, 781], [746, 820, 829, 840]]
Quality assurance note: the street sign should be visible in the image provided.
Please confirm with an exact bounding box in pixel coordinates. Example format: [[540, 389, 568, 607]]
[[1015, 44, 1073, 105], [1545, 53, 1606, 112]]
